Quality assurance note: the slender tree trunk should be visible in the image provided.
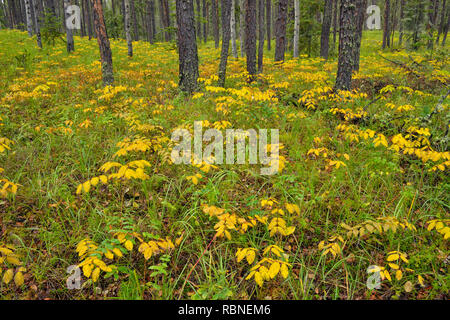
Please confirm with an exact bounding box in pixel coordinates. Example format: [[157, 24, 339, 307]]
[[352, 0, 366, 71], [335, 0, 356, 91], [196, 0, 201, 40], [240, 0, 245, 56], [320, 0, 333, 59], [24, 0, 33, 36], [399, 0, 405, 45], [245, 0, 257, 78], [212, 0, 220, 48], [382, 0, 390, 48], [130, 0, 139, 41], [258, 0, 264, 71], [219, 0, 232, 86], [202, 0, 207, 42], [332, 0, 339, 53], [443, 8, 449, 45], [176, 0, 199, 93], [32, 0, 42, 47], [266, 0, 271, 50], [436, 0, 446, 44], [147, 0, 155, 43], [91, 0, 114, 85], [231, 0, 238, 57], [64, 0, 75, 53], [274, 0, 287, 62], [293, 0, 300, 57], [125, 0, 133, 56]]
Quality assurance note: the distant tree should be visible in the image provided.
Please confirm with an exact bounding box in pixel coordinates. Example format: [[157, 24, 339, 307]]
[[399, 0, 405, 45], [293, 0, 300, 58], [91, 0, 114, 86], [202, 0, 207, 42], [124, 0, 133, 56], [64, 0, 75, 53], [231, 0, 238, 58], [332, 0, 338, 52], [353, 0, 366, 71], [32, 0, 43, 48], [176, 0, 199, 93], [274, 0, 287, 61], [383, 0, 391, 48], [266, 0, 271, 50], [147, 0, 156, 43], [212, 0, 220, 48], [436, 0, 446, 44], [335, 0, 356, 91], [218, 0, 232, 86], [130, 0, 138, 41], [245, 0, 257, 78], [24, 0, 33, 37], [320, 0, 333, 59], [240, 0, 245, 57], [258, 0, 264, 71]]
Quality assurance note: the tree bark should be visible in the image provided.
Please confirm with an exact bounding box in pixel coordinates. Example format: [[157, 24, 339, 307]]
[[266, 0, 271, 50], [240, 0, 245, 57], [91, 0, 114, 85], [176, 0, 199, 93], [231, 0, 238, 58], [332, 0, 339, 52], [125, 0, 133, 56], [64, 0, 75, 53], [320, 0, 333, 59], [196, 0, 201, 40], [334, 0, 356, 91], [130, 0, 139, 41], [258, 0, 264, 71], [219, 0, 232, 86], [399, 0, 405, 45], [147, 0, 155, 44], [202, 0, 207, 42], [274, 0, 287, 62], [32, 0, 42, 47], [443, 7, 449, 46], [212, 0, 220, 48], [25, 0, 33, 36], [293, 0, 300, 57], [245, 0, 257, 78], [436, 0, 446, 44], [352, 0, 366, 71], [382, 0, 390, 49]]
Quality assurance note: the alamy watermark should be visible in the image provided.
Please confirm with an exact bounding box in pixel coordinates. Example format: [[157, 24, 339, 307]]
[[170, 121, 280, 176]]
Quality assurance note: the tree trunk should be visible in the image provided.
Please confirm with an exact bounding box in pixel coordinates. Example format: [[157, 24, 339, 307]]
[[245, 0, 257, 78], [332, 0, 339, 52], [125, 0, 133, 56], [334, 0, 356, 91], [443, 7, 449, 46], [32, 0, 42, 47], [196, 0, 201, 40], [274, 0, 287, 62], [147, 0, 155, 43], [25, 0, 33, 36], [231, 0, 238, 57], [266, 0, 271, 50], [202, 0, 207, 42], [64, 0, 75, 53], [219, 0, 232, 86], [91, 0, 114, 85], [320, 0, 333, 59], [399, 0, 405, 45], [258, 0, 264, 71], [436, 0, 446, 44], [382, 0, 390, 49], [176, 0, 199, 93], [212, 0, 220, 48], [240, 0, 245, 57], [130, 0, 139, 41], [352, 0, 366, 71], [293, 0, 300, 57]]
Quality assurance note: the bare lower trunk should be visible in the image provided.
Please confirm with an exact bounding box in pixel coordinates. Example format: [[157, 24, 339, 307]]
[[91, 0, 114, 86], [293, 0, 300, 57], [335, 0, 356, 91], [125, 0, 133, 56], [274, 0, 287, 62], [399, 0, 405, 45], [352, 0, 366, 71], [258, 0, 264, 71], [436, 0, 446, 44], [25, 0, 33, 36], [130, 0, 139, 41], [231, 0, 238, 58], [382, 0, 390, 49], [202, 0, 207, 42], [176, 0, 199, 93], [32, 0, 42, 47], [240, 0, 245, 57], [321, 0, 333, 59], [218, 0, 232, 86], [245, 0, 257, 78], [212, 0, 220, 48], [266, 0, 271, 50]]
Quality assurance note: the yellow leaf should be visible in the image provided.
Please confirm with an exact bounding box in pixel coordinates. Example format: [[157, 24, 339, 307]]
[[124, 240, 133, 251], [254, 271, 263, 287], [268, 262, 280, 279], [395, 270, 403, 280], [91, 267, 100, 283], [387, 254, 399, 262], [14, 271, 24, 286], [280, 263, 289, 279], [83, 264, 93, 277], [2, 269, 13, 284], [6, 255, 21, 265]]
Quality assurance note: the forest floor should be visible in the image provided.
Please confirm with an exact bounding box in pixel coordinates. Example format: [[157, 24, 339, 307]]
[[0, 29, 448, 300]]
